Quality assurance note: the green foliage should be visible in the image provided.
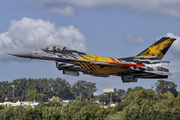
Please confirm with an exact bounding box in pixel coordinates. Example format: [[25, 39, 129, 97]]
[[52, 96, 60, 102], [0, 91, 7, 102], [107, 85, 180, 120], [42, 106, 62, 120], [98, 93, 121, 105], [61, 102, 88, 119], [0, 78, 76, 101], [20, 108, 42, 120], [114, 100, 128, 112], [45, 100, 62, 107], [0, 105, 4, 110], [0, 78, 97, 101], [74, 103, 105, 120], [76, 95, 86, 102], [26, 100, 62, 120], [124, 86, 144, 96], [170, 95, 180, 107], [49, 78, 72, 99], [159, 91, 174, 100], [26, 89, 40, 101], [61, 102, 106, 120], [105, 111, 123, 120], [0, 78, 180, 120], [117, 89, 125, 97], [43, 86, 56, 98], [71, 80, 97, 99], [155, 80, 178, 97], [0, 106, 26, 120], [105, 106, 116, 115], [121, 104, 180, 120], [37, 100, 62, 111], [0, 81, 13, 98], [98, 94, 110, 105], [42, 86, 57, 102], [11, 96, 22, 102]]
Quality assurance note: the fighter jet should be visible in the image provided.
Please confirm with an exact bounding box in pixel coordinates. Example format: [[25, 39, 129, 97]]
[[8, 37, 176, 83]]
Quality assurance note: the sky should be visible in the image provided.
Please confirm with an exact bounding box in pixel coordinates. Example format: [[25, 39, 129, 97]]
[[0, 0, 180, 95]]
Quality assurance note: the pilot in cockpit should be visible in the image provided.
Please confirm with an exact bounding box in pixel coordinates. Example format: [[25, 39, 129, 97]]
[[53, 46, 56, 51], [45, 47, 49, 51]]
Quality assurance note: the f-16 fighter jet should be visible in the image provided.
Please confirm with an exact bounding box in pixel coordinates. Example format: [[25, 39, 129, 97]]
[[8, 37, 176, 83]]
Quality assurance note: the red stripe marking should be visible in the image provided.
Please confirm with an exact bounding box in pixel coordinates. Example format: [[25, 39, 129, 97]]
[[108, 62, 144, 68]]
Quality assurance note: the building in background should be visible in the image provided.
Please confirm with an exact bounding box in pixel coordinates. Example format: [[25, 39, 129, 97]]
[[103, 88, 117, 94]]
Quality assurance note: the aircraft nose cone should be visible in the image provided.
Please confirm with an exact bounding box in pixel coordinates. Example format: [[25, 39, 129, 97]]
[[9, 51, 32, 58]]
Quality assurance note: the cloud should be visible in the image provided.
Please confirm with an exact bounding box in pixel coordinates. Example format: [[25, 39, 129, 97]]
[[0, 17, 86, 62], [124, 34, 145, 43], [157, 33, 180, 74], [164, 33, 180, 55], [50, 6, 75, 17], [41, 0, 180, 18]]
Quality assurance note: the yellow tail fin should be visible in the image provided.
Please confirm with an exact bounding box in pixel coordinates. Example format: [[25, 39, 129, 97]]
[[137, 37, 176, 60]]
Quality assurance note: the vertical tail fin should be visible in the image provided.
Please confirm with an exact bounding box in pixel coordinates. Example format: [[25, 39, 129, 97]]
[[137, 37, 176, 60]]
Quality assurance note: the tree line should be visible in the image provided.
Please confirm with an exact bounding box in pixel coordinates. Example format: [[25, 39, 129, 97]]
[[0, 78, 97, 102], [0, 79, 179, 119]]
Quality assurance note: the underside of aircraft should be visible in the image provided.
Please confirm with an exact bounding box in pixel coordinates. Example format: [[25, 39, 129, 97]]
[[9, 37, 176, 83]]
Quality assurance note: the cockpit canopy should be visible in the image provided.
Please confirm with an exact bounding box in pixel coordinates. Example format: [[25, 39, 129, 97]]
[[41, 45, 71, 52]]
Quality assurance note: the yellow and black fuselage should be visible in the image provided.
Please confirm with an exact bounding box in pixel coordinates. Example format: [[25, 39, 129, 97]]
[[76, 53, 129, 76]]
